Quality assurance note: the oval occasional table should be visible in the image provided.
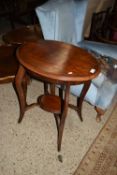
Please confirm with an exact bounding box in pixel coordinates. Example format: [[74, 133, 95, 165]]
[[15, 40, 100, 151], [3, 25, 43, 45]]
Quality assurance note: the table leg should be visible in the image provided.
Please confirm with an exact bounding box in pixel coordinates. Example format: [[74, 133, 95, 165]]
[[58, 84, 70, 152], [15, 65, 28, 123], [50, 83, 56, 94], [49, 83, 61, 137], [69, 81, 91, 121], [44, 82, 49, 94], [77, 81, 91, 121], [44, 82, 55, 95]]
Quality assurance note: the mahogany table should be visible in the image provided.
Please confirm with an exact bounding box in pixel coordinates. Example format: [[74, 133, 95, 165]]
[[15, 40, 100, 151], [3, 25, 43, 45]]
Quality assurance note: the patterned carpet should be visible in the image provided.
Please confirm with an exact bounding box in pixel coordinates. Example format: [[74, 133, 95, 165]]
[[74, 104, 117, 175], [0, 80, 116, 175]]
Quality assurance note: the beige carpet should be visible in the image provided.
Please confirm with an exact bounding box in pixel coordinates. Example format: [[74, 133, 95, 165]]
[[0, 80, 116, 175], [74, 104, 117, 175]]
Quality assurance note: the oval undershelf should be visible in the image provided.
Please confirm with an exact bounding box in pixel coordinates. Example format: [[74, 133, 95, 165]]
[[38, 94, 61, 114]]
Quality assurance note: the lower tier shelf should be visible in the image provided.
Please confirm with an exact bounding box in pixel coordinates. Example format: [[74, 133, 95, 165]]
[[38, 94, 61, 114]]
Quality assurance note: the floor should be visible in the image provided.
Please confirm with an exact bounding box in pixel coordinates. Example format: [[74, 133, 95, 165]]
[[0, 80, 115, 175]]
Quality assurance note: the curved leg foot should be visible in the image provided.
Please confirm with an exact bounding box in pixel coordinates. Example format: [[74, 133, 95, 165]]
[[95, 106, 106, 122]]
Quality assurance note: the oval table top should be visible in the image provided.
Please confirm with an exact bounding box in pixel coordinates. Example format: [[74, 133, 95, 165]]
[[17, 40, 100, 83]]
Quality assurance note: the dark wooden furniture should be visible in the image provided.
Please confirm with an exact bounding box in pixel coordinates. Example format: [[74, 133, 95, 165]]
[[111, 0, 117, 28], [0, 45, 18, 83], [0, 0, 15, 30], [0, 0, 48, 30], [15, 40, 100, 151], [89, 9, 117, 44], [2, 24, 43, 84], [3, 25, 43, 45], [109, 10, 117, 41]]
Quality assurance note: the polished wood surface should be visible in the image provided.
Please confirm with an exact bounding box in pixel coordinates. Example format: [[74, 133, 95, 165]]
[[0, 45, 18, 83], [17, 40, 100, 83], [3, 25, 43, 45], [15, 40, 100, 151], [38, 94, 61, 114]]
